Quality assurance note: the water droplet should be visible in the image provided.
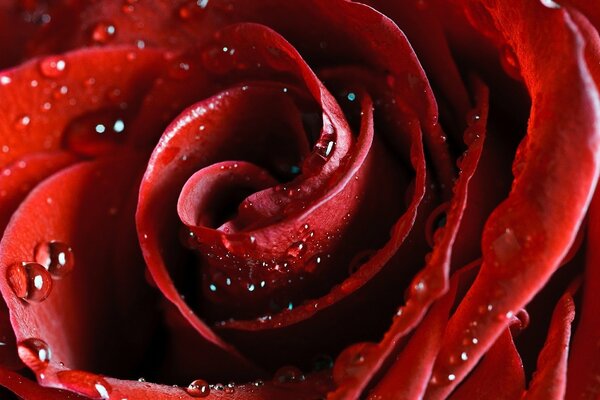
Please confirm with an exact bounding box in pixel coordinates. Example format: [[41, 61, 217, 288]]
[[333, 342, 376, 385], [306, 254, 322, 273], [312, 354, 334, 371], [500, 45, 522, 80], [0, 75, 11, 85], [15, 115, 31, 130], [252, 380, 264, 387], [34, 241, 75, 278], [286, 241, 307, 259], [167, 56, 193, 80], [274, 365, 304, 384], [57, 370, 112, 399], [91, 22, 117, 44], [39, 57, 67, 78], [492, 227, 520, 268], [315, 140, 335, 160], [540, 0, 560, 8], [17, 338, 51, 371], [224, 382, 235, 394], [186, 379, 210, 397], [7, 262, 53, 302]]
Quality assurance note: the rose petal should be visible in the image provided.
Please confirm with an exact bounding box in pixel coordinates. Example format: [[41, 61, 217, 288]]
[[0, 367, 87, 399], [424, 1, 600, 397], [567, 191, 600, 399], [449, 326, 525, 399], [0, 155, 165, 386], [522, 281, 578, 399], [328, 77, 489, 400]]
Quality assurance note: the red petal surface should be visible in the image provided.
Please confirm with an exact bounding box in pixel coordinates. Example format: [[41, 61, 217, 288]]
[[523, 282, 578, 399], [424, 1, 600, 398], [567, 190, 600, 399], [449, 327, 525, 399]]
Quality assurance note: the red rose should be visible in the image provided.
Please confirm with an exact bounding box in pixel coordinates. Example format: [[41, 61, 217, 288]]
[[0, 0, 599, 398]]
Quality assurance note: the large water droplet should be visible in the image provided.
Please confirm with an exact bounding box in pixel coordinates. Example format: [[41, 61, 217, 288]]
[[274, 365, 305, 384], [91, 22, 117, 44], [333, 342, 376, 385], [186, 379, 210, 397], [57, 370, 112, 399], [7, 262, 53, 302], [491, 227, 520, 268], [34, 241, 75, 278], [39, 57, 67, 78], [17, 338, 51, 371]]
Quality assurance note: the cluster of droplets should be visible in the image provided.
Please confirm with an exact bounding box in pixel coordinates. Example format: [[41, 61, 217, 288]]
[[7, 241, 74, 304], [7, 243, 79, 387]]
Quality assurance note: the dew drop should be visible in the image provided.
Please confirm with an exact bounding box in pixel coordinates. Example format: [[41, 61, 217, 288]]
[[540, 0, 560, 8], [500, 45, 522, 80], [312, 354, 334, 371], [315, 139, 335, 160], [34, 241, 75, 278], [91, 22, 117, 44], [7, 262, 53, 302], [492, 227, 520, 267], [57, 370, 112, 399], [15, 115, 31, 131], [0, 75, 11, 85], [224, 382, 235, 394], [286, 241, 307, 259], [186, 379, 210, 397], [274, 365, 304, 384], [17, 338, 51, 371], [333, 342, 376, 385], [39, 56, 67, 78]]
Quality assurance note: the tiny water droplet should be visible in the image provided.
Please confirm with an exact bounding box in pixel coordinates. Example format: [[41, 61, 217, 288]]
[[15, 115, 31, 130], [57, 370, 112, 399], [186, 379, 210, 397], [91, 22, 116, 44], [18, 338, 51, 371], [7, 262, 53, 302], [39, 57, 67, 78], [224, 382, 235, 394], [0, 75, 11, 85], [274, 365, 304, 383], [286, 241, 307, 259], [500, 45, 522, 80], [252, 380, 264, 387], [333, 342, 376, 385], [312, 354, 334, 371], [34, 241, 75, 278]]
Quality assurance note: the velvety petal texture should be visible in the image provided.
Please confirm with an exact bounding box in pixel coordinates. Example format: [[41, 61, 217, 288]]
[[0, 0, 599, 399]]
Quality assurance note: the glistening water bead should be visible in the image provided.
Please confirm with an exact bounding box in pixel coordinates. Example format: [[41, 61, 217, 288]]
[[17, 338, 51, 371], [7, 262, 53, 302], [186, 379, 210, 397], [34, 241, 75, 278]]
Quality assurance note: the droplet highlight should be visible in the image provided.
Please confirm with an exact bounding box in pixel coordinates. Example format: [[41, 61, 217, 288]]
[[34, 241, 75, 278], [7, 262, 53, 302], [186, 379, 210, 397], [17, 338, 51, 371]]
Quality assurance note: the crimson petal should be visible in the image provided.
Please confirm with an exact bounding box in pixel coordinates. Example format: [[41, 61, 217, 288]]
[[424, 1, 600, 397]]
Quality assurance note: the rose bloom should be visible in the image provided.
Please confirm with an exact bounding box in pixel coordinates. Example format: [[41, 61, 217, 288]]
[[0, 0, 599, 399]]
